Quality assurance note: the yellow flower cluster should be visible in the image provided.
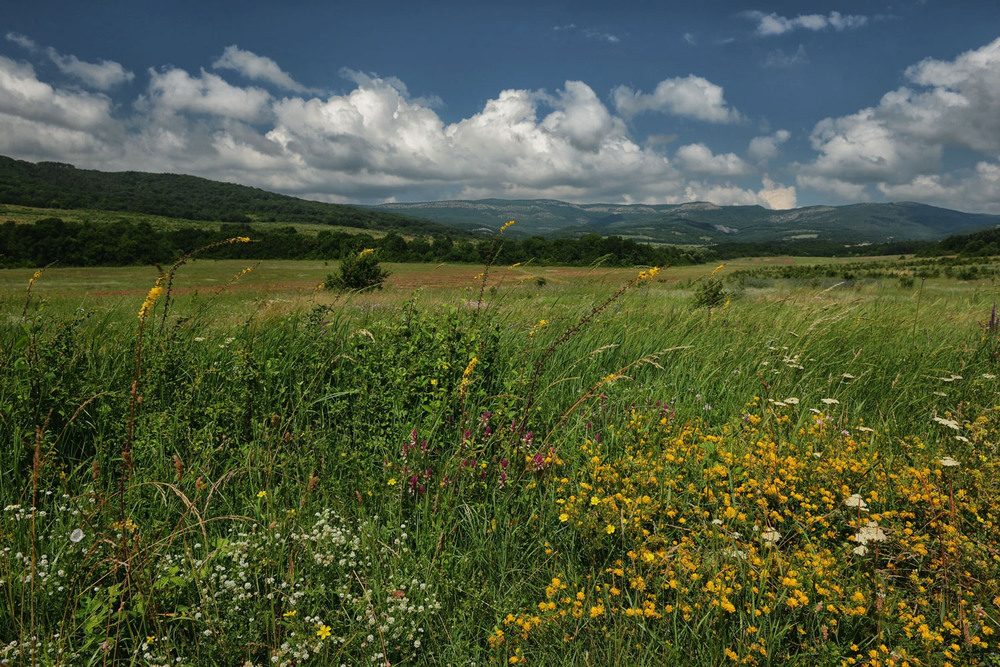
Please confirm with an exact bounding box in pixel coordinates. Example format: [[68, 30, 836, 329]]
[[138, 275, 166, 321], [459, 355, 478, 398], [493, 402, 1000, 664], [636, 266, 661, 282]]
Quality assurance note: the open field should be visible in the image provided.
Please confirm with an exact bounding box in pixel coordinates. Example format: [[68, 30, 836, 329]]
[[3, 257, 1000, 665]]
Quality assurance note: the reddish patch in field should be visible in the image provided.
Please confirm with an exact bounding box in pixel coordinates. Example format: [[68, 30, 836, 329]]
[[87, 281, 318, 298]]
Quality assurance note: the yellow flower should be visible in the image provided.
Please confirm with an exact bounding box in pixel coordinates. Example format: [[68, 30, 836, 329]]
[[500, 220, 517, 233], [460, 356, 479, 397], [559, 512, 570, 522], [256, 490, 267, 498], [358, 248, 375, 258], [316, 624, 331, 640], [605, 523, 616, 534], [388, 478, 397, 486], [637, 266, 661, 282], [283, 610, 297, 618], [138, 276, 166, 321]]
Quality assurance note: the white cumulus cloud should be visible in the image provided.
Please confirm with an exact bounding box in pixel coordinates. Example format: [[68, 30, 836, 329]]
[[743, 10, 868, 36], [799, 37, 1000, 211], [758, 176, 797, 210], [6, 32, 133, 90], [145, 67, 273, 123], [612, 75, 743, 123], [46, 49, 134, 90], [748, 130, 790, 163], [674, 143, 752, 177], [213, 45, 313, 93]]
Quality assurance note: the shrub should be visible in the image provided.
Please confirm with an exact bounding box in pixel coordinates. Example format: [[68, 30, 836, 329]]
[[325, 248, 390, 290]]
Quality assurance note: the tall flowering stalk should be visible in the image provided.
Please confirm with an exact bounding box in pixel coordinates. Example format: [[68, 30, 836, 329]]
[[474, 220, 516, 313], [157, 236, 253, 334], [520, 266, 661, 424], [459, 355, 479, 399]]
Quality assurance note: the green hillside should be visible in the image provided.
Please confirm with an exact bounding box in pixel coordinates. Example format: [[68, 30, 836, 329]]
[[0, 155, 473, 238]]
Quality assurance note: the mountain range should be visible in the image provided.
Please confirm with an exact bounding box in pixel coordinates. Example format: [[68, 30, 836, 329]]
[[371, 199, 1000, 245]]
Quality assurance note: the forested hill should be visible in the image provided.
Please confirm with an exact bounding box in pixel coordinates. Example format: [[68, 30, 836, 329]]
[[0, 155, 471, 237]]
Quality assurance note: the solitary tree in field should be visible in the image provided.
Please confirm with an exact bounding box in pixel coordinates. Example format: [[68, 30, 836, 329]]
[[325, 248, 390, 290]]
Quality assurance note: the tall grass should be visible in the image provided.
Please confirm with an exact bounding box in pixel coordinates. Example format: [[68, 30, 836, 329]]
[[2, 259, 999, 665]]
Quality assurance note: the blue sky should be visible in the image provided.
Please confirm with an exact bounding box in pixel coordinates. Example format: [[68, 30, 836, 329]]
[[2, 1, 1000, 212]]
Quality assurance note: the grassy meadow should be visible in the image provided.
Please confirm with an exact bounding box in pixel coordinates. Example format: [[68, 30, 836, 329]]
[[2, 252, 1000, 666]]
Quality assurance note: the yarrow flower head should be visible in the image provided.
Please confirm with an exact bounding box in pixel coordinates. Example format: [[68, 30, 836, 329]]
[[845, 493, 868, 510], [940, 455, 959, 467], [854, 520, 887, 546], [932, 416, 961, 430]]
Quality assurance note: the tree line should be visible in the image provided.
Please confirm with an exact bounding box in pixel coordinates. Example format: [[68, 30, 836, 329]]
[[3, 217, 993, 270], [0, 218, 701, 268]]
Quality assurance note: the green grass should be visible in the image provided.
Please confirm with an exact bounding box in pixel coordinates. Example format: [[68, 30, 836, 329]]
[[2, 257, 1000, 665]]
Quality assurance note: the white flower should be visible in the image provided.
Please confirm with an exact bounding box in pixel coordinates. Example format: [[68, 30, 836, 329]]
[[784, 397, 799, 405], [954, 436, 969, 443], [983, 373, 997, 380], [852, 545, 869, 556], [940, 374, 963, 382], [761, 527, 780, 545], [842, 373, 856, 380], [932, 416, 961, 430], [69, 529, 84, 543], [844, 494, 868, 510], [855, 521, 887, 545], [940, 456, 959, 467], [821, 398, 839, 405]]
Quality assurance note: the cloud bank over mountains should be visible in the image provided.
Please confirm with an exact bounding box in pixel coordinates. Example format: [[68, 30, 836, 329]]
[[1, 31, 1000, 213]]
